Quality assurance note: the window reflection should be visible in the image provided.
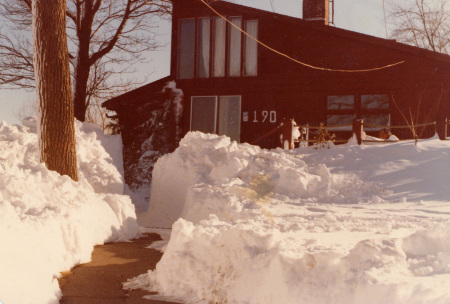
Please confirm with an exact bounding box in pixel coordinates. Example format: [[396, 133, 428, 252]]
[[327, 115, 354, 130], [361, 94, 389, 109], [327, 95, 354, 110]]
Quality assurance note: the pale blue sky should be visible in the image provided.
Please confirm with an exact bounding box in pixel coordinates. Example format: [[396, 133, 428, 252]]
[[0, 0, 387, 125]]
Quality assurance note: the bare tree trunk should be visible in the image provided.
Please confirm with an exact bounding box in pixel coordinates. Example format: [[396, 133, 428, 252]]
[[73, 2, 95, 122], [73, 50, 91, 122], [1, 0, 172, 122], [32, 0, 78, 181]]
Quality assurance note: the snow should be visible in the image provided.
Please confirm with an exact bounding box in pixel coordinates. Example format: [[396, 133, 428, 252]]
[[0, 118, 139, 304], [128, 132, 450, 304]]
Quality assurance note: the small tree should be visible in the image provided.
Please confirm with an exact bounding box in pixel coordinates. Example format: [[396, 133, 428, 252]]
[[32, 0, 78, 181], [313, 123, 336, 149]]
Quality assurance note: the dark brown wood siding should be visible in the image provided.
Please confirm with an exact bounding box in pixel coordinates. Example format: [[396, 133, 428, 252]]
[[169, 0, 450, 146]]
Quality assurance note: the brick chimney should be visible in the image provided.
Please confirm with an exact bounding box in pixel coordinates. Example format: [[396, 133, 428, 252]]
[[303, 0, 330, 25]]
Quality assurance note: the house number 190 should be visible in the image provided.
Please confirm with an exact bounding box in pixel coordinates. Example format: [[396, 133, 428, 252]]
[[253, 111, 277, 123]]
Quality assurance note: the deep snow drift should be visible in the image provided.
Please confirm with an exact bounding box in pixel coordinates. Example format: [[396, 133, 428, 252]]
[[129, 132, 450, 304], [0, 118, 139, 304]]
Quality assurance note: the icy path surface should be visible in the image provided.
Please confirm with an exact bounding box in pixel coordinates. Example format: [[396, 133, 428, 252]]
[[129, 132, 450, 304]]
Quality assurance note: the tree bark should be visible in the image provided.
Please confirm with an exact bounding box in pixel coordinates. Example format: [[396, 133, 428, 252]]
[[73, 38, 91, 122], [32, 0, 78, 181], [73, 60, 90, 121], [73, 0, 95, 122]]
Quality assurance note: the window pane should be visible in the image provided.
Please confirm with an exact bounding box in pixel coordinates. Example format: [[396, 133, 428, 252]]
[[191, 97, 217, 134], [327, 95, 354, 110], [197, 18, 210, 78], [327, 115, 354, 130], [228, 17, 242, 77], [218, 96, 241, 142], [178, 19, 195, 79], [244, 20, 258, 76], [361, 94, 389, 109], [363, 114, 390, 130], [213, 17, 226, 77]]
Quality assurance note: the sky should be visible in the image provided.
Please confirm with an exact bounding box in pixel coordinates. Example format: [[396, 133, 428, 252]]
[[0, 0, 388, 125]]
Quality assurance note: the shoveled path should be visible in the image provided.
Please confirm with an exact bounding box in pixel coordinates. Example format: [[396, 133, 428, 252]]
[[58, 233, 179, 304]]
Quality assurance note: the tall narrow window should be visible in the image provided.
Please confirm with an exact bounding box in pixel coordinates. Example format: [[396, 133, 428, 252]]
[[178, 19, 195, 79], [228, 17, 242, 77], [244, 20, 258, 76], [197, 18, 211, 78], [213, 17, 226, 77]]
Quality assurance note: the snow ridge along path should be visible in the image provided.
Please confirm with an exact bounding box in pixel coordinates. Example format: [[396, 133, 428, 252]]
[[130, 132, 450, 304], [0, 119, 139, 304]]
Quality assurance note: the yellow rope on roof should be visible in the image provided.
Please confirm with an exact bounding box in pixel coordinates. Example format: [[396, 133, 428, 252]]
[[200, 0, 405, 73]]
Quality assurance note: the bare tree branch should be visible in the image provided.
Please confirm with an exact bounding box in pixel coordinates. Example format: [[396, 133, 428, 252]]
[[388, 0, 450, 54], [0, 0, 172, 122]]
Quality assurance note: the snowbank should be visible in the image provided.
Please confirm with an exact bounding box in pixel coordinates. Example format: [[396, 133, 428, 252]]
[[0, 118, 139, 304], [145, 132, 385, 228], [129, 132, 450, 304]]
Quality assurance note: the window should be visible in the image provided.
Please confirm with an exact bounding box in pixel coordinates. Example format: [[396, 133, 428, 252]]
[[191, 96, 241, 142], [228, 17, 242, 77], [218, 96, 241, 142], [178, 19, 195, 79], [362, 114, 390, 129], [197, 18, 211, 78], [177, 17, 257, 79], [327, 95, 355, 130], [213, 17, 226, 77], [244, 20, 258, 76], [326, 115, 355, 130], [326, 94, 390, 131], [361, 94, 389, 110], [327, 95, 354, 110], [191, 96, 218, 134], [361, 94, 390, 130]]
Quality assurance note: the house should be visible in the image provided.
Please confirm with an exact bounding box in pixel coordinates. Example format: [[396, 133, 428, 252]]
[[103, 0, 450, 199]]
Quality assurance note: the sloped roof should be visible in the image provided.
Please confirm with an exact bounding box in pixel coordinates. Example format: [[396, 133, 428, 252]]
[[209, 0, 450, 64], [102, 76, 173, 111], [103, 1, 449, 111]]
